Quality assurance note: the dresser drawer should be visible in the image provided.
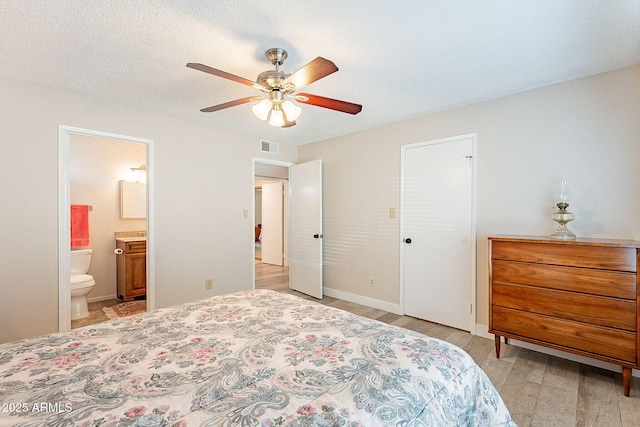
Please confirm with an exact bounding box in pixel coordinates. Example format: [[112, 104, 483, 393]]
[[492, 282, 637, 331], [491, 241, 637, 272], [491, 306, 637, 363], [492, 260, 637, 300]]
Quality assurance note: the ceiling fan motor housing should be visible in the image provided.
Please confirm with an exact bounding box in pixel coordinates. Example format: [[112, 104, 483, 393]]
[[256, 70, 291, 90]]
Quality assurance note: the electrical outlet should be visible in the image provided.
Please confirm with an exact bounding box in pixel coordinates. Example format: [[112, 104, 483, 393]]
[[205, 279, 213, 290], [369, 277, 375, 287]]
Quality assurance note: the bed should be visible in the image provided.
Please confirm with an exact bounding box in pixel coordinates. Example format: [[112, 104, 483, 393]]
[[0, 290, 515, 426]]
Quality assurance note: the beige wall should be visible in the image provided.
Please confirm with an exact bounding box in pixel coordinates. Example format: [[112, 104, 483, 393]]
[[0, 77, 296, 343], [298, 65, 640, 329], [2, 65, 638, 343]]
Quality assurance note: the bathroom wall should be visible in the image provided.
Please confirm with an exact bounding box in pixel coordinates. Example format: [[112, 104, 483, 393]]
[[70, 135, 147, 301]]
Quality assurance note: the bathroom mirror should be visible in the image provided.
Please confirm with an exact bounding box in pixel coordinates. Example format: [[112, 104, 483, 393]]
[[120, 181, 146, 219]]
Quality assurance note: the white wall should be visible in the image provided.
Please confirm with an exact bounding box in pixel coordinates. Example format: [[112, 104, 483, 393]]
[[298, 65, 640, 327], [0, 77, 296, 343], [70, 135, 147, 301]]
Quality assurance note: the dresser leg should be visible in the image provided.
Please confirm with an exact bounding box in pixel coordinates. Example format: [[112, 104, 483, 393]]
[[622, 367, 631, 397], [494, 335, 501, 358]]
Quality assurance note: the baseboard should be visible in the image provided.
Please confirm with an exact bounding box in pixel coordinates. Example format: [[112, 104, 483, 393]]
[[87, 294, 118, 303], [323, 287, 402, 315], [476, 324, 639, 379]]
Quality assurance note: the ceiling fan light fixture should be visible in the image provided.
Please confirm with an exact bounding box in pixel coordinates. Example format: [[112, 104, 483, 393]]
[[251, 99, 272, 120], [188, 48, 362, 128], [268, 108, 285, 127], [282, 100, 302, 121]]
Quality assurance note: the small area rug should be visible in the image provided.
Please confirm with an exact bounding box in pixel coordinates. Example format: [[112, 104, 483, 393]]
[[103, 300, 146, 319]]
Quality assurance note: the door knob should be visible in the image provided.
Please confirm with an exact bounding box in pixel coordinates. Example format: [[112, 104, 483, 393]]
[[404, 238, 412, 244], [313, 234, 324, 239]]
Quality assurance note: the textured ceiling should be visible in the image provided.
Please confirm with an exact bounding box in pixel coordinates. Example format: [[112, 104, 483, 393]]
[[1, 1, 639, 146]]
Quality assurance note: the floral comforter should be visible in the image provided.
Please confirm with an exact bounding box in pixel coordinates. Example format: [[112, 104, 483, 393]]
[[0, 290, 515, 426]]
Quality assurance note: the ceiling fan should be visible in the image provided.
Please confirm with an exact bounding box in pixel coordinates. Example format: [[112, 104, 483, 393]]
[[186, 48, 362, 128]]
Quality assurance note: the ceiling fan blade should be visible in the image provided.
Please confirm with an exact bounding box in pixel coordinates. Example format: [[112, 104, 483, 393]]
[[200, 96, 258, 113], [187, 63, 264, 89], [295, 93, 362, 115], [281, 110, 297, 128], [282, 57, 338, 91]]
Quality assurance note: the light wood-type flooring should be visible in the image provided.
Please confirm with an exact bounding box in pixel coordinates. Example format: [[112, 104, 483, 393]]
[[256, 261, 640, 427], [71, 298, 121, 329]]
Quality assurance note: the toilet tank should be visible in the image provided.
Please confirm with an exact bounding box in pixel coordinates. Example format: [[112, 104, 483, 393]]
[[70, 248, 92, 275]]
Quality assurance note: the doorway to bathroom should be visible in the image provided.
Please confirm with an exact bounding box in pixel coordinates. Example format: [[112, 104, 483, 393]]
[[58, 126, 154, 332]]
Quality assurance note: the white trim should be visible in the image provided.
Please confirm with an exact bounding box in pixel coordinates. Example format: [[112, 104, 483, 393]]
[[251, 157, 294, 290], [58, 128, 71, 330], [399, 133, 478, 334], [476, 324, 640, 379], [324, 287, 402, 315], [470, 136, 478, 334], [87, 294, 118, 303], [58, 125, 154, 332]]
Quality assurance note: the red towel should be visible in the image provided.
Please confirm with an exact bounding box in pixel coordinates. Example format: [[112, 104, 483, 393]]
[[70, 204, 90, 247]]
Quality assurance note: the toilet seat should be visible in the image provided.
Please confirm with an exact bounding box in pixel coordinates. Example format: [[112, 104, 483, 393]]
[[71, 274, 95, 289]]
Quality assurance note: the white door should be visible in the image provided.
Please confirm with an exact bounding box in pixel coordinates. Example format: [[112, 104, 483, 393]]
[[402, 135, 475, 331], [289, 159, 323, 298], [261, 182, 284, 266]]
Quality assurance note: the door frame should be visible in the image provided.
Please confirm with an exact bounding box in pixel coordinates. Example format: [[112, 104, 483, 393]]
[[399, 133, 478, 333], [58, 125, 155, 332], [252, 157, 294, 289]]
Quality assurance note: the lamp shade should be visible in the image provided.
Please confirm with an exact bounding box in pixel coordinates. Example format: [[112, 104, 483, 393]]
[[251, 99, 272, 121], [268, 109, 285, 127], [558, 180, 572, 203], [282, 100, 302, 121]]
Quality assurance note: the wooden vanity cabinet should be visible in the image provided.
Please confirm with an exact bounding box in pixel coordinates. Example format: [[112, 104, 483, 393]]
[[116, 240, 147, 301], [489, 235, 640, 396]]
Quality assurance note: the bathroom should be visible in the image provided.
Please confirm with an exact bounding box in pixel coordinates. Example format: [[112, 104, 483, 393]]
[[70, 134, 147, 328]]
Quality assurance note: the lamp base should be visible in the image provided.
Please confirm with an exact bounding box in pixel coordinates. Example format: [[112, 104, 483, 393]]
[[550, 204, 576, 240], [550, 226, 576, 240]]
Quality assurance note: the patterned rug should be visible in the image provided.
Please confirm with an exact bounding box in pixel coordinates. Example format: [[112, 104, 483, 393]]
[[103, 300, 147, 319]]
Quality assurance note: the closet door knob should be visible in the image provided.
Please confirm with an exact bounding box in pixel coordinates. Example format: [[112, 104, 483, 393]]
[[313, 234, 323, 239], [404, 238, 412, 244]]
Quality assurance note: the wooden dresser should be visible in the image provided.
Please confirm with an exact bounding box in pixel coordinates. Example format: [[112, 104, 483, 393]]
[[488, 235, 640, 396]]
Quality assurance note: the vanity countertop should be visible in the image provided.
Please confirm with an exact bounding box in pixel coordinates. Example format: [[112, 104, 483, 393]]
[[115, 237, 146, 242]]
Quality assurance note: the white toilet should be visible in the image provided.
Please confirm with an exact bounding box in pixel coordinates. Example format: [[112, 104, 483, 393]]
[[70, 248, 96, 320]]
